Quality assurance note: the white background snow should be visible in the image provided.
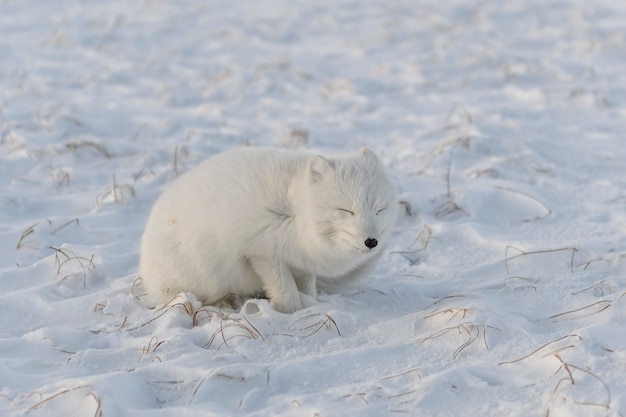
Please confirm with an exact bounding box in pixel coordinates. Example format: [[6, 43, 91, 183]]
[[1, 0, 625, 416]]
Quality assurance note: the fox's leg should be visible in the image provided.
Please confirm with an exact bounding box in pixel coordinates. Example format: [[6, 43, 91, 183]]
[[294, 272, 317, 298], [249, 257, 303, 314]]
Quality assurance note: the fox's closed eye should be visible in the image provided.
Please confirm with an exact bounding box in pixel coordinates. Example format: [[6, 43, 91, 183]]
[[337, 208, 355, 216], [376, 207, 387, 215]]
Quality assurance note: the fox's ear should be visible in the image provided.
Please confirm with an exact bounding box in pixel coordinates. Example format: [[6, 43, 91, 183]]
[[309, 155, 333, 182], [359, 147, 378, 162]]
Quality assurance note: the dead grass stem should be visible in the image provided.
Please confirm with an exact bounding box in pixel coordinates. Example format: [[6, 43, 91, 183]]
[[299, 314, 341, 337], [498, 335, 583, 365], [494, 186, 552, 221], [418, 322, 499, 359], [25, 385, 101, 416], [505, 245, 577, 274], [96, 175, 135, 205], [503, 276, 537, 291], [49, 245, 95, 286], [433, 200, 469, 219], [66, 141, 111, 158], [392, 224, 433, 257], [544, 355, 612, 417], [424, 307, 470, 321], [204, 317, 263, 350], [432, 294, 466, 306], [381, 368, 422, 381], [50, 218, 79, 235], [16, 223, 38, 249], [138, 336, 168, 362], [398, 200, 412, 217], [545, 300, 613, 321]]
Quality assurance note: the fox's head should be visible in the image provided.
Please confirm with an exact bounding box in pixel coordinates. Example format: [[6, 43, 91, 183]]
[[302, 148, 397, 254]]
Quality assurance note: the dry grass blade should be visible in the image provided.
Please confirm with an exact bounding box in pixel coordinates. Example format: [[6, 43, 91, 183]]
[[86, 392, 103, 417], [498, 334, 583, 365], [267, 313, 341, 339], [25, 385, 97, 414], [342, 393, 368, 404], [113, 302, 180, 332], [133, 124, 147, 141], [190, 377, 208, 403], [418, 322, 488, 359], [138, 336, 168, 361], [16, 223, 37, 249], [49, 246, 95, 272], [446, 151, 453, 198], [575, 257, 611, 272], [388, 389, 420, 399], [392, 224, 433, 256], [96, 175, 136, 205], [539, 344, 579, 359], [26, 388, 74, 413], [300, 314, 341, 337], [381, 368, 422, 381], [571, 280, 609, 296], [553, 355, 575, 385], [242, 315, 265, 341], [117, 298, 220, 332], [49, 245, 96, 286], [413, 224, 432, 251], [399, 200, 412, 217], [545, 300, 613, 321], [505, 246, 577, 274], [50, 218, 79, 235], [131, 276, 145, 301], [192, 307, 214, 327], [52, 168, 71, 188], [122, 311, 168, 331], [445, 101, 473, 125], [168, 299, 222, 327], [545, 356, 613, 417], [66, 141, 111, 158], [424, 307, 470, 321], [112, 174, 135, 203], [433, 200, 469, 218], [503, 276, 538, 291], [172, 145, 190, 175], [432, 294, 466, 306], [204, 316, 263, 350], [452, 323, 480, 359], [569, 364, 612, 409], [494, 186, 552, 222]]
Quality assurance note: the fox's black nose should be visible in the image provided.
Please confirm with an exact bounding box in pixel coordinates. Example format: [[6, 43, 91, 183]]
[[364, 238, 378, 249]]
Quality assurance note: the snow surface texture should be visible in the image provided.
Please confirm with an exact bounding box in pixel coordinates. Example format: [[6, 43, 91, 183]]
[[1, 0, 625, 416]]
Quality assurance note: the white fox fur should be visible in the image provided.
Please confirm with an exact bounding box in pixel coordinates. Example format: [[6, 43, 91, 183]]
[[139, 147, 397, 313]]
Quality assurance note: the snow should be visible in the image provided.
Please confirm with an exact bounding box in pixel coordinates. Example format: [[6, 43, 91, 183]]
[[1, 0, 625, 415]]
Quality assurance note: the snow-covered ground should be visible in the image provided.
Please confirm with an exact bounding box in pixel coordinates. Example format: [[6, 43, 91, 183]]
[[2, 0, 626, 415]]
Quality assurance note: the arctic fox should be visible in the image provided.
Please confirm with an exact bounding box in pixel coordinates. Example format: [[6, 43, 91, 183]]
[[139, 147, 397, 313]]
